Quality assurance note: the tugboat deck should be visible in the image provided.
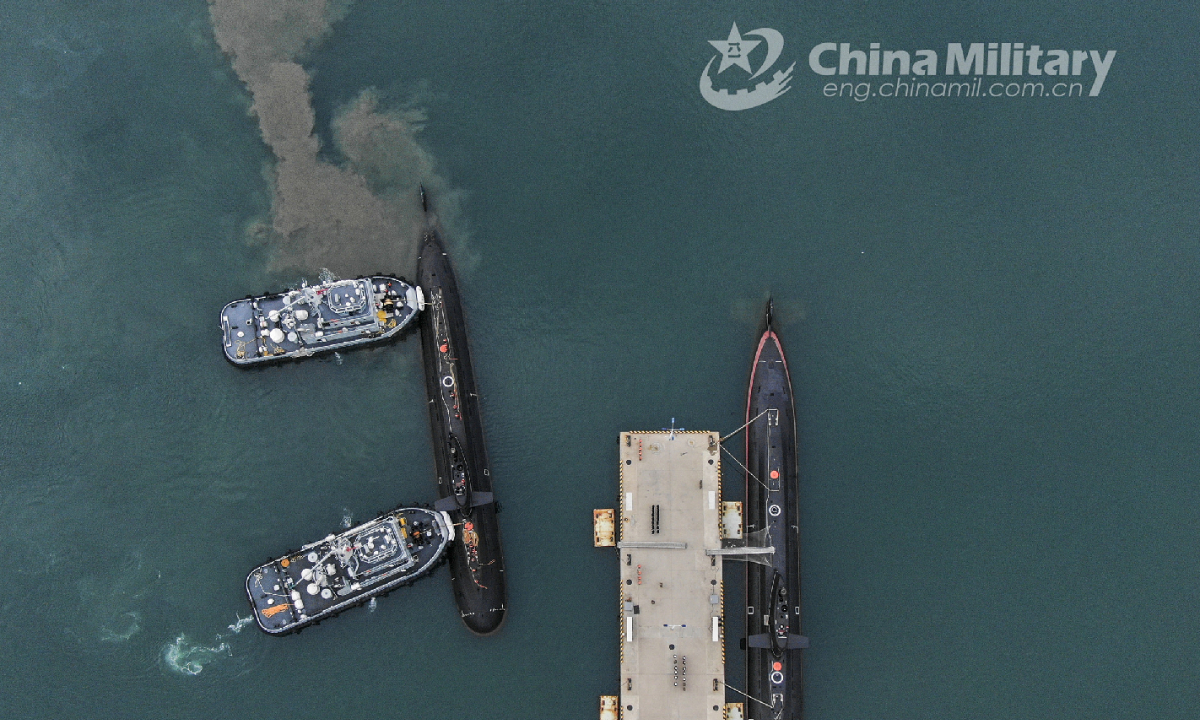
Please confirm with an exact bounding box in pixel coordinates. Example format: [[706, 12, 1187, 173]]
[[617, 430, 725, 720], [220, 275, 419, 365], [245, 507, 453, 635]]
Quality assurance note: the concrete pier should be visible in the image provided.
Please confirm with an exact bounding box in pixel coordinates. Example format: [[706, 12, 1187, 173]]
[[616, 430, 725, 720]]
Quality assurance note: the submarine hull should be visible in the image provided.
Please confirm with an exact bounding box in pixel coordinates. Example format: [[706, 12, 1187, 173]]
[[745, 304, 804, 719], [417, 204, 507, 635]]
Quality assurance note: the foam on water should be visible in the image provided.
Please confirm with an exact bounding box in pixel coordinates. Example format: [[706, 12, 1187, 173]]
[[162, 634, 231, 676], [227, 615, 254, 634], [161, 615, 256, 676]]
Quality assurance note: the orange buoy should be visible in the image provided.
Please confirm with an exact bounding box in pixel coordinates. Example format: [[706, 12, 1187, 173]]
[[280, 558, 290, 568]]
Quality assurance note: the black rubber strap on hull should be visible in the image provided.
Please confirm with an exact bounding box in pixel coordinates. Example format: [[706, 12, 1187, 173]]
[[746, 633, 810, 649], [434, 492, 495, 512]]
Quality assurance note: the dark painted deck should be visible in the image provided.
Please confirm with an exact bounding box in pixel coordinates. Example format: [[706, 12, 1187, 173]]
[[245, 507, 452, 635], [220, 276, 419, 365], [745, 305, 805, 719], [416, 193, 508, 636]]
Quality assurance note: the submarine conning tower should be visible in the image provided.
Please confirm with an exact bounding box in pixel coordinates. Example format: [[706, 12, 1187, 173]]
[[416, 188, 507, 635]]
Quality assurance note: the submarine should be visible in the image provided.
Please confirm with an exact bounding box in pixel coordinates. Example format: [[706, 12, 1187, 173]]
[[744, 301, 807, 718], [416, 187, 508, 635]]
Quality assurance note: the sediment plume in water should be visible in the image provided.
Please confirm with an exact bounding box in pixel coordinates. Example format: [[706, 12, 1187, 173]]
[[208, 0, 458, 276]]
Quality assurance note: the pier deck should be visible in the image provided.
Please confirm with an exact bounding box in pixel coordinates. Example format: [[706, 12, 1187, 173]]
[[617, 430, 724, 720]]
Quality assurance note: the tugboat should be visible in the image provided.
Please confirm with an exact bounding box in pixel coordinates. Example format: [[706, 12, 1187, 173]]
[[745, 301, 807, 719], [417, 187, 508, 635], [245, 506, 454, 635], [220, 275, 422, 365]]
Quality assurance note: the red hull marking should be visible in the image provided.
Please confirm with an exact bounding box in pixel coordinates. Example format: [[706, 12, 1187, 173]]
[[744, 329, 792, 486], [743, 325, 795, 671]]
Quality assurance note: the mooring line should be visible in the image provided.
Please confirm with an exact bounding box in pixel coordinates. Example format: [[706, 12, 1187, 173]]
[[719, 408, 771, 443], [720, 442, 768, 492], [722, 680, 775, 710]]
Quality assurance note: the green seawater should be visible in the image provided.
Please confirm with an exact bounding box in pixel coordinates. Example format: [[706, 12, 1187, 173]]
[[1, 1, 1198, 718]]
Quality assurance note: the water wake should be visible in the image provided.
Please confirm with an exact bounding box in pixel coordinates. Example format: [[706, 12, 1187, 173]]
[[227, 615, 254, 634], [162, 634, 231, 676], [64, 550, 159, 647], [730, 296, 806, 326], [161, 614, 256, 676], [98, 611, 142, 643]]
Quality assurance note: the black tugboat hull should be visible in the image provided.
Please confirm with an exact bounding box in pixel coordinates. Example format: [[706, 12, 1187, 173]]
[[417, 199, 507, 635], [745, 303, 804, 719]]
